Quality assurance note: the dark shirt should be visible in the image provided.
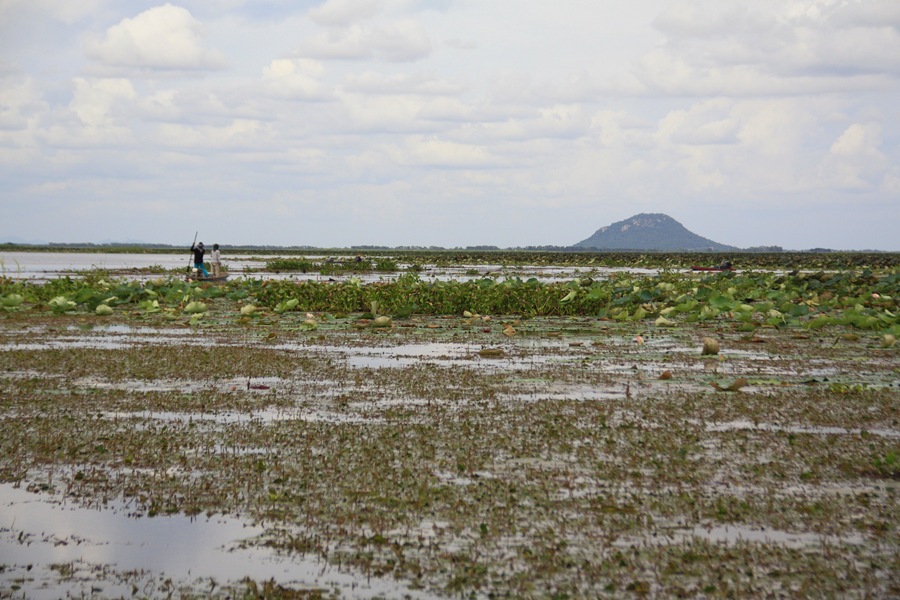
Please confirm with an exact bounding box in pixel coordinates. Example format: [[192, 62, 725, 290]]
[[191, 245, 205, 263]]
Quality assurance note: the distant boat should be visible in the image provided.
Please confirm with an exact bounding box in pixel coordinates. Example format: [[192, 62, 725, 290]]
[[691, 265, 733, 272], [187, 273, 229, 282]]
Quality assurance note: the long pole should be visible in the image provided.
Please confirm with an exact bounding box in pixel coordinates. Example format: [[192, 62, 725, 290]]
[[188, 231, 198, 272]]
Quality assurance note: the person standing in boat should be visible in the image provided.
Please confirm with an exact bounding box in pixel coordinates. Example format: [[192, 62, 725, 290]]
[[210, 243, 222, 278], [191, 242, 209, 277]]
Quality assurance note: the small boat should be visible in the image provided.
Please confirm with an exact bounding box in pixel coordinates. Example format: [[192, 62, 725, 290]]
[[186, 273, 229, 282]]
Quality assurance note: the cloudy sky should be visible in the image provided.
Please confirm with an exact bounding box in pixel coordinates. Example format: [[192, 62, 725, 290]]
[[1, 0, 898, 250]]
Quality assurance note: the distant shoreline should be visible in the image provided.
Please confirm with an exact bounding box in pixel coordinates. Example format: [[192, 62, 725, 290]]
[[2, 243, 896, 255]]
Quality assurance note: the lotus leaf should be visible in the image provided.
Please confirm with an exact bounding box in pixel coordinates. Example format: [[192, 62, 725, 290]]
[[372, 315, 392, 328], [1, 294, 23, 307], [140, 300, 161, 314], [48, 296, 76, 313], [734, 311, 755, 323], [274, 298, 300, 313], [708, 295, 734, 310], [184, 301, 208, 314], [699, 306, 719, 320], [789, 304, 810, 317], [675, 301, 698, 313], [74, 288, 96, 303], [95, 304, 114, 316], [807, 316, 833, 329], [585, 287, 609, 301]]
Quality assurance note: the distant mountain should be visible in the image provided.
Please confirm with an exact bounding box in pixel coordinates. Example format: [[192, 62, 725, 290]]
[[574, 213, 737, 251]]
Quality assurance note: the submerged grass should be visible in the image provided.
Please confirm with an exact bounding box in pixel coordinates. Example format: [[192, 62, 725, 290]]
[[0, 263, 898, 598]]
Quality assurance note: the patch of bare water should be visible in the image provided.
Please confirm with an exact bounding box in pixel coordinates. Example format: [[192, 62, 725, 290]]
[[0, 483, 433, 599]]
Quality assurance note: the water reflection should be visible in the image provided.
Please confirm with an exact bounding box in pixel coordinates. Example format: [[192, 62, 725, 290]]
[[0, 483, 432, 599]]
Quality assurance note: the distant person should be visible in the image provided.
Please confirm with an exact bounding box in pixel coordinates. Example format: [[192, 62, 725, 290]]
[[191, 242, 209, 277], [211, 243, 222, 277], [718, 259, 732, 270]]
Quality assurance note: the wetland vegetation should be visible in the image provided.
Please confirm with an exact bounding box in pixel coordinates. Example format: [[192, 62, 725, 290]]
[[0, 251, 897, 598]]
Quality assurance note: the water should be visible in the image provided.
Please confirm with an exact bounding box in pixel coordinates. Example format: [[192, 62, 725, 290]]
[[0, 483, 434, 599], [0, 251, 657, 284]]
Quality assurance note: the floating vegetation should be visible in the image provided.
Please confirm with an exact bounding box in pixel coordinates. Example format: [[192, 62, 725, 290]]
[[0, 253, 898, 598]]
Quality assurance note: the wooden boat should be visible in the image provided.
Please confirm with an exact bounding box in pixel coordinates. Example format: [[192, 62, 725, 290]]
[[186, 272, 229, 282], [691, 266, 733, 272]]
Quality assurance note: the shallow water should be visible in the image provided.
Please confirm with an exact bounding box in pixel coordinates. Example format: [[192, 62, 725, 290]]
[[0, 251, 660, 284], [1, 296, 897, 597], [702, 419, 900, 439], [616, 522, 866, 549], [0, 483, 433, 599]]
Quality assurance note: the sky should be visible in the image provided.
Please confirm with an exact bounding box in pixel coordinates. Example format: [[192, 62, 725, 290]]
[[1, 0, 898, 251]]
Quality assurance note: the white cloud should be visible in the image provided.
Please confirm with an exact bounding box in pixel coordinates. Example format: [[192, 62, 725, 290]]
[[642, 0, 900, 95], [157, 119, 263, 149], [336, 91, 430, 131], [389, 135, 492, 167], [262, 58, 331, 100], [37, 77, 141, 147], [308, 0, 381, 26], [342, 71, 464, 95], [0, 0, 103, 24], [0, 76, 45, 131], [70, 78, 137, 127], [297, 19, 432, 62], [820, 122, 887, 190], [657, 99, 739, 146], [84, 4, 227, 72]]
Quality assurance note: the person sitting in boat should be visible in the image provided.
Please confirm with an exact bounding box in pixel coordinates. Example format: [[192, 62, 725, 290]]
[[718, 259, 732, 270], [211, 243, 222, 278], [191, 242, 209, 277]]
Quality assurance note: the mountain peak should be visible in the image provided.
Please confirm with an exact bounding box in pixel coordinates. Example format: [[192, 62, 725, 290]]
[[574, 213, 735, 251]]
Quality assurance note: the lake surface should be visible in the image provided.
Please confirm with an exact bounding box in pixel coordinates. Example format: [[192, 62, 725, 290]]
[[0, 251, 658, 283]]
